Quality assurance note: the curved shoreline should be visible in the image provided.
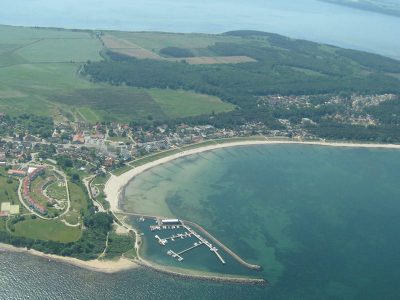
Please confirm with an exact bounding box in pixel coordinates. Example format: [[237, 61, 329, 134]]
[[2, 139, 399, 278], [0, 243, 138, 273], [104, 139, 400, 282], [105, 139, 400, 212]]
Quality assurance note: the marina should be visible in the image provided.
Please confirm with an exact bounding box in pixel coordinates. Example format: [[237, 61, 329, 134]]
[[152, 219, 226, 265]]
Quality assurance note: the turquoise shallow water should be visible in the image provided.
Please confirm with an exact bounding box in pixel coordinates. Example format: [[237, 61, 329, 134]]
[[124, 145, 400, 299], [2, 145, 400, 299]]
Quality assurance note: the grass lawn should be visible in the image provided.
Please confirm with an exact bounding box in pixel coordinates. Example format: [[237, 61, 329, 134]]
[[149, 88, 234, 118], [13, 218, 81, 242], [46, 181, 68, 201], [0, 168, 20, 205], [68, 181, 89, 215], [62, 211, 80, 225]]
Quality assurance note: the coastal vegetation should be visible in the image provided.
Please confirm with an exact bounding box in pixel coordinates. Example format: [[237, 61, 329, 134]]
[[84, 30, 400, 142], [1, 24, 400, 280], [0, 163, 134, 261]]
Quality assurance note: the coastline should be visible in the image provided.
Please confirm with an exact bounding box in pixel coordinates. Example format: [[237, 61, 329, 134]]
[[102, 138, 400, 282], [134, 253, 266, 285], [104, 139, 400, 212], [0, 243, 138, 274], [117, 212, 266, 284], [3, 139, 397, 279]]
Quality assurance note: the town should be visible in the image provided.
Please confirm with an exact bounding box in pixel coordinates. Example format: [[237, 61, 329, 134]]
[[0, 93, 397, 218]]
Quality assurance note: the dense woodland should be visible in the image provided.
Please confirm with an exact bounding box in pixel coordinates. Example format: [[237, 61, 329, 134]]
[[84, 30, 400, 142]]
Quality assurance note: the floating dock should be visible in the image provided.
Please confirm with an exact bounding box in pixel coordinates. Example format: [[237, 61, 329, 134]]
[[153, 221, 226, 265]]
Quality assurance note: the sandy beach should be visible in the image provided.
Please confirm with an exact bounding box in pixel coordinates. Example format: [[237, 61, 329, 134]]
[[104, 139, 400, 212], [0, 243, 138, 273]]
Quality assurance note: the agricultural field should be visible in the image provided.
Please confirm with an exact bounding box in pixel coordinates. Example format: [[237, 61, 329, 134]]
[[106, 31, 244, 53], [101, 34, 162, 59], [54, 87, 234, 122], [103, 31, 255, 64], [0, 25, 235, 123], [148, 89, 234, 118], [166, 56, 257, 65], [0, 25, 102, 67]]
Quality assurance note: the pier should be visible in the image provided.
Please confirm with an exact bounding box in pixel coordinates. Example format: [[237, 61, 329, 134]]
[[177, 242, 203, 255], [183, 220, 262, 270], [154, 232, 192, 245], [153, 219, 226, 265], [122, 212, 262, 270], [150, 224, 183, 231]]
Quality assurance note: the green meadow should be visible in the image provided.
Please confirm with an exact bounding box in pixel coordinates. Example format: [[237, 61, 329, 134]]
[[13, 218, 81, 243], [0, 25, 234, 123]]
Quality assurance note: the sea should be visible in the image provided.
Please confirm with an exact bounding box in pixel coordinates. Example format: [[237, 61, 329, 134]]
[[121, 145, 400, 299], [0, 144, 400, 300], [2, 1, 400, 299], [0, 0, 400, 59], [2, 145, 400, 299]]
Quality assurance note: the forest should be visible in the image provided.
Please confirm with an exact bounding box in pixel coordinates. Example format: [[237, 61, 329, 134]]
[[83, 30, 400, 141]]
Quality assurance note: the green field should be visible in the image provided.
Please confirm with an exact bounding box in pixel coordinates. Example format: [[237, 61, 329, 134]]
[[16, 38, 102, 63], [108, 31, 243, 53], [62, 211, 80, 225], [68, 182, 89, 215], [0, 25, 102, 66], [149, 89, 234, 118], [0, 25, 235, 123], [0, 168, 20, 206], [53, 87, 233, 122], [13, 218, 81, 242], [46, 181, 68, 201]]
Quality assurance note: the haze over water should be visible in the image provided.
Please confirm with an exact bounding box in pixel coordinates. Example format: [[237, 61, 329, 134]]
[[1, 0, 400, 59]]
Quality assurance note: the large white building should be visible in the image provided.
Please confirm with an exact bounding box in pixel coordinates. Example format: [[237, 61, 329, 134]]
[[161, 219, 182, 225]]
